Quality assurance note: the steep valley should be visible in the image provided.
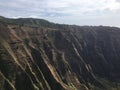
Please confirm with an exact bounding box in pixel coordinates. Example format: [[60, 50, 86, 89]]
[[0, 17, 120, 90]]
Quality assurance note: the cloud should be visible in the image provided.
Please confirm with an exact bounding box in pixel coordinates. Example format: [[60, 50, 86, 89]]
[[0, 0, 120, 16], [117, 0, 120, 2], [0, 0, 120, 26]]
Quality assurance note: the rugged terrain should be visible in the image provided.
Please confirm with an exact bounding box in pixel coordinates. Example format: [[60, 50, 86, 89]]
[[0, 16, 120, 90]]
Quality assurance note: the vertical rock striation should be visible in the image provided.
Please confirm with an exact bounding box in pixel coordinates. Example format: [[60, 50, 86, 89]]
[[0, 17, 120, 90]]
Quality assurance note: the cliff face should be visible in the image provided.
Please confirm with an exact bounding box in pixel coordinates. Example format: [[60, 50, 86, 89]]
[[0, 17, 120, 90]]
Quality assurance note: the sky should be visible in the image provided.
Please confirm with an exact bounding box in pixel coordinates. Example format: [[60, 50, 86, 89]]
[[0, 0, 120, 27]]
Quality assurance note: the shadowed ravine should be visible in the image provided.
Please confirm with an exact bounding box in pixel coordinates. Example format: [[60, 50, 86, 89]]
[[0, 17, 120, 90]]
